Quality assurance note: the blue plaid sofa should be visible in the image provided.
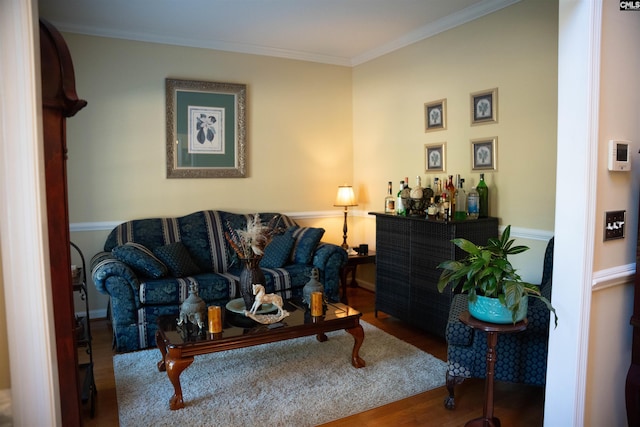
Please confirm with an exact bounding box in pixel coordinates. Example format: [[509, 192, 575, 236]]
[[91, 210, 347, 352], [443, 237, 554, 409]]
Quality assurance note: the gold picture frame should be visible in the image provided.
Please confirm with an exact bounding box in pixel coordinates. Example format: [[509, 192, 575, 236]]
[[425, 142, 446, 172], [166, 78, 247, 178], [424, 98, 447, 132], [470, 88, 498, 125], [471, 137, 497, 170]]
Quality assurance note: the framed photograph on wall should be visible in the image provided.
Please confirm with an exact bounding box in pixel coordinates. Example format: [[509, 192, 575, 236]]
[[425, 142, 446, 172], [166, 78, 247, 178], [470, 88, 498, 125], [424, 98, 447, 132], [471, 137, 497, 170]]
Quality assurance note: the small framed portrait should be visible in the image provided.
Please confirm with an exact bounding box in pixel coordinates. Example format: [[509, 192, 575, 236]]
[[424, 99, 447, 132], [470, 88, 498, 125], [471, 137, 497, 170], [425, 142, 446, 172]]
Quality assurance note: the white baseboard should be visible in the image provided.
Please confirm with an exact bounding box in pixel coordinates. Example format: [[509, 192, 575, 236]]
[[355, 280, 375, 292]]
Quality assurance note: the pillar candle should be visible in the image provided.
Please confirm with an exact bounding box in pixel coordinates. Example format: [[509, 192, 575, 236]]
[[208, 305, 222, 333], [311, 292, 323, 316]]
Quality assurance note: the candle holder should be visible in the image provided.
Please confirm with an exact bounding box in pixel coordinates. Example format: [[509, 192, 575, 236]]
[[208, 305, 223, 334], [310, 292, 324, 317]]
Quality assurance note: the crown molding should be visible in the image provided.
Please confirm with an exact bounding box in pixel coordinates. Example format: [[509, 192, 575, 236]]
[[50, 22, 354, 66], [49, 0, 521, 67], [351, 0, 521, 66]]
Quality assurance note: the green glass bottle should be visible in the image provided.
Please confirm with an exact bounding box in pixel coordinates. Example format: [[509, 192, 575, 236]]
[[454, 177, 467, 221], [396, 180, 406, 216], [477, 173, 489, 218]]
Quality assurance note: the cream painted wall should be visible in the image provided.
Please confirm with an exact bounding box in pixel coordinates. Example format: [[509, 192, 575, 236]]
[[585, 2, 640, 425], [353, 0, 557, 231], [352, 0, 558, 285], [587, 284, 634, 426], [64, 34, 353, 220], [63, 34, 352, 312], [594, 3, 640, 273]]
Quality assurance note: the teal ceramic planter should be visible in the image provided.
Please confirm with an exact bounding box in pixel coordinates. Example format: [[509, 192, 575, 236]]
[[468, 295, 528, 324]]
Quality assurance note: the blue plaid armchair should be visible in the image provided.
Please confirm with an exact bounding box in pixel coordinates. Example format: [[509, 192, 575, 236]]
[[443, 237, 554, 409]]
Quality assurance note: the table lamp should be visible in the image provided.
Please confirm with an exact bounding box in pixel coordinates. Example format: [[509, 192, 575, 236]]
[[334, 185, 358, 250]]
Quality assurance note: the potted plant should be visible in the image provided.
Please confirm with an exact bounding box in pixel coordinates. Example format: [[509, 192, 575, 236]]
[[437, 225, 558, 326]]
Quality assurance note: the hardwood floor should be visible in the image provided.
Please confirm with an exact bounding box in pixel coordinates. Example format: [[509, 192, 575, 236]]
[[81, 287, 544, 426]]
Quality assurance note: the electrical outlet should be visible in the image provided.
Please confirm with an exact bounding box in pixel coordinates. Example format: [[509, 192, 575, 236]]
[[604, 210, 626, 241]]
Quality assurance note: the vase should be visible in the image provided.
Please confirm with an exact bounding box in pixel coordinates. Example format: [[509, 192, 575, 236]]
[[302, 268, 324, 307], [239, 257, 266, 310], [468, 295, 528, 324]]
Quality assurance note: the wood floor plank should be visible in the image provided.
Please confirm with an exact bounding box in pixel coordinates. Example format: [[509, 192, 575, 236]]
[[82, 286, 544, 426]]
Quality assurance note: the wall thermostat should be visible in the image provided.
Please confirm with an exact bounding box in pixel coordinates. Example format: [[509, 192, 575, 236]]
[[608, 140, 631, 171]]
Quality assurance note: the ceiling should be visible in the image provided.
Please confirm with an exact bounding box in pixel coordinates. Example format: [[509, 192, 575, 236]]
[[38, 0, 519, 66]]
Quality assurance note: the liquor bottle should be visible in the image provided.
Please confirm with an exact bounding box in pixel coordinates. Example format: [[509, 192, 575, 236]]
[[454, 177, 467, 221], [427, 197, 437, 220], [401, 178, 411, 199], [477, 173, 489, 218], [423, 179, 434, 202], [446, 175, 456, 215], [384, 181, 395, 214], [410, 176, 423, 199], [440, 193, 449, 221], [396, 180, 406, 216], [467, 186, 479, 219], [433, 177, 441, 203]]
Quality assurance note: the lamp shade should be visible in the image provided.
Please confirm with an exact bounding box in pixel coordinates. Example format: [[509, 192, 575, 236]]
[[334, 185, 357, 207]]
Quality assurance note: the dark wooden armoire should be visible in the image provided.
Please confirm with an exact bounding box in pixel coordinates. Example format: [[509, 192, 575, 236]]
[[626, 198, 640, 426], [40, 19, 87, 426]]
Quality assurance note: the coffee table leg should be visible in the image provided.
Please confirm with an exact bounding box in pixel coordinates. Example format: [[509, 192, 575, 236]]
[[156, 330, 167, 372], [165, 351, 194, 410], [346, 324, 366, 368]]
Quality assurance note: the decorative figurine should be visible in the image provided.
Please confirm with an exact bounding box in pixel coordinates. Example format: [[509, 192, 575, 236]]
[[243, 284, 290, 324], [177, 282, 206, 331], [302, 268, 324, 307]]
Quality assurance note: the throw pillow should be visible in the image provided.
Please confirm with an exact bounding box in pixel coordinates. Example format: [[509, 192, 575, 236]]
[[153, 242, 201, 277], [260, 232, 295, 269], [290, 226, 325, 265], [112, 242, 168, 279]]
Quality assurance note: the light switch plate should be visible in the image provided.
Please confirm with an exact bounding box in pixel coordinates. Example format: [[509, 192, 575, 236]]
[[604, 210, 625, 241]]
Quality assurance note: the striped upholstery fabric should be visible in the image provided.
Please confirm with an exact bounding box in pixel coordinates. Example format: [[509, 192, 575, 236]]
[[92, 210, 347, 352]]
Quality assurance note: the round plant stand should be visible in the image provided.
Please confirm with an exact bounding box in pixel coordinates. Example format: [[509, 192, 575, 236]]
[[459, 310, 528, 427]]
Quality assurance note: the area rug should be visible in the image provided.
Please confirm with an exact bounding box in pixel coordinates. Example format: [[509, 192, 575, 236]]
[[114, 321, 446, 426]]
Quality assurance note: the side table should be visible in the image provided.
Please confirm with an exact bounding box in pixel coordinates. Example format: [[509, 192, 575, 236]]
[[459, 311, 528, 427], [340, 250, 376, 304]]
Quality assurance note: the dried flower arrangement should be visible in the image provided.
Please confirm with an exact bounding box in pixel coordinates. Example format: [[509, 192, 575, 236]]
[[225, 214, 285, 259]]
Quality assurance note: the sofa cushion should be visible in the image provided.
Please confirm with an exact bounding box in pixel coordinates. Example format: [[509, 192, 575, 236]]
[[290, 226, 325, 265], [153, 242, 201, 277], [111, 242, 168, 279], [260, 232, 295, 268], [139, 273, 235, 305]]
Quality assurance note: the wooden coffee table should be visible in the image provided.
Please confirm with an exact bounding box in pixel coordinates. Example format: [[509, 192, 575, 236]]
[[155, 299, 365, 410]]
